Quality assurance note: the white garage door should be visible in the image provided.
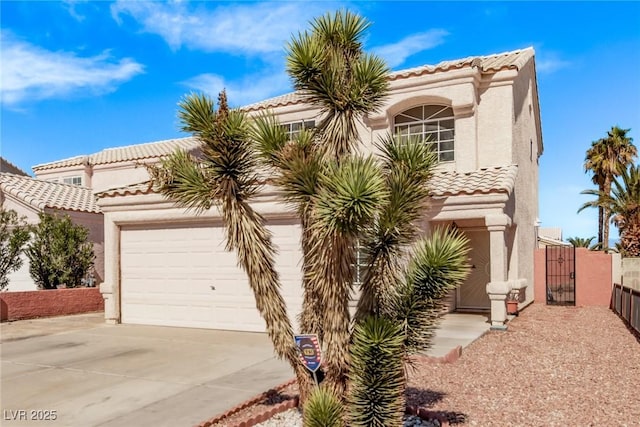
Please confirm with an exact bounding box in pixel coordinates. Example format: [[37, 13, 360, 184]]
[[120, 220, 303, 332]]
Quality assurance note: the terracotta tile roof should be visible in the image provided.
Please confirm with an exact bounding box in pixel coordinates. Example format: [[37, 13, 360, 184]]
[[429, 165, 518, 197], [97, 181, 155, 198], [0, 173, 100, 213], [97, 165, 518, 200], [243, 47, 534, 112], [32, 137, 198, 172]]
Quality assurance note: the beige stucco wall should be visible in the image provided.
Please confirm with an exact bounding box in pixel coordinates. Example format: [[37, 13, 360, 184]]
[[90, 162, 156, 193], [622, 258, 640, 291], [34, 164, 92, 188], [509, 58, 542, 304]]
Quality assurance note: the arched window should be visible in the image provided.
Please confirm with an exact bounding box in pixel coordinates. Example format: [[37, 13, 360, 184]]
[[394, 105, 455, 162]]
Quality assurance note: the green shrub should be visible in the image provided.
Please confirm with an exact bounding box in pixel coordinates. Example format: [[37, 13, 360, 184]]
[[303, 385, 344, 427], [0, 209, 31, 290], [26, 213, 94, 289]]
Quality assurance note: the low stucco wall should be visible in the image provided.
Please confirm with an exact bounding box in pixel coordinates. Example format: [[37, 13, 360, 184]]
[[534, 248, 612, 306], [622, 258, 640, 291], [0, 288, 104, 322]]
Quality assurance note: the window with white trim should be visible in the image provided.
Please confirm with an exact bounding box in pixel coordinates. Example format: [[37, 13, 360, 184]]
[[394, 105, 455, 162], [281, 120, 315, 140], [62, 176, 82, 186]]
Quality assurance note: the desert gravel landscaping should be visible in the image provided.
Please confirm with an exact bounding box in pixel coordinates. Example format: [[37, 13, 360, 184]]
[[211, 304, 639, 426], [406, 304, 640, 426]]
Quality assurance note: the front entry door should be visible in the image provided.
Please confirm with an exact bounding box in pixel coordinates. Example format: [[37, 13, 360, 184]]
[[457, 230, 491, 310]]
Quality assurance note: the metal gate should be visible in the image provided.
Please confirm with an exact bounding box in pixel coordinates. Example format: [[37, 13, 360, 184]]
[[546, 245, 576, 305]]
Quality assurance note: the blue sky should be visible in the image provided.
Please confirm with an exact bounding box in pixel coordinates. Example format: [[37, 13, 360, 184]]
[[1, 1, 639, 241]]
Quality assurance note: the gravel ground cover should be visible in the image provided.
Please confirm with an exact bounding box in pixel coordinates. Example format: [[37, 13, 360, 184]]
[[406, 304, 640, 426], [209, 304, 639, 426]]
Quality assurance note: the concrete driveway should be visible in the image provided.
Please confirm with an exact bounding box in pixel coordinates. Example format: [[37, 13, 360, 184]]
[[1, 313, 292, 427]]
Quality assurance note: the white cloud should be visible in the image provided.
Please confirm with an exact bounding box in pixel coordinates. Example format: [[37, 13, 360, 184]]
[[535, 51, 571, 74], [111, 1, 331, 55], [63, 0, 88, 22], [182, 71, 292, 107], [372, 29, 448, 69], [0, 31, 144, 107]]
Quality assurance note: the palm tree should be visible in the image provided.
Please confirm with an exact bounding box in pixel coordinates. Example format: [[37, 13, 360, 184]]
[[583, 126, 637, 250], [566, 236, 595, 248], [610, 165, 640, 257], [583, 165, 640, 257]]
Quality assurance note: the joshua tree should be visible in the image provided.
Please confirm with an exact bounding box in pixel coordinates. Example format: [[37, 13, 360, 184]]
[[149, 10, 471, 416], [583, 126, 637, 250]]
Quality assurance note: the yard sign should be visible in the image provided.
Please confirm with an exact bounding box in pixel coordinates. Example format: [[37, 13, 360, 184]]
[[294, 334, 322, 385]]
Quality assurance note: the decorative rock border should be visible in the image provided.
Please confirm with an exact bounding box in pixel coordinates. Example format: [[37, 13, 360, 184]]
[[196, 346, 462, 427], [195, 379, 297, 427]]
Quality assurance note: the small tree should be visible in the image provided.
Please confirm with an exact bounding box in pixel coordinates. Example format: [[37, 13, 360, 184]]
[[0, 209, 31, 290], [26, 213, 94, 289], [566, 236, 596, 249]]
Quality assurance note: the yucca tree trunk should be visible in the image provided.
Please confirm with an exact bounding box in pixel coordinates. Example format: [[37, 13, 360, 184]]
[[313, 235, 354, 397], [299, 212, 324, 338], [222, 198, 314, 401]]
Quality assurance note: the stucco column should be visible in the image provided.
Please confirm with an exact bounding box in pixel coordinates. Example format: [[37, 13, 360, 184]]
[[485, 214, 511, 329], [99, 216, 120, 324]]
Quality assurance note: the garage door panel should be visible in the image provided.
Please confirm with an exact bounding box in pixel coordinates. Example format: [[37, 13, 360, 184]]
[[120, 221, 302, 332]]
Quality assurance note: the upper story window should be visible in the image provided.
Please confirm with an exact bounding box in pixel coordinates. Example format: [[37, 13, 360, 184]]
[[281, 120, 315, 140], [394, 105, 455, 162], [62, 176, 82, 186]]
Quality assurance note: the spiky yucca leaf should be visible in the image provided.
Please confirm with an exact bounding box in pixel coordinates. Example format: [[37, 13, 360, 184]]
[[313, 155, 387, 235], [286, 10, 388, 160], [348, 316, 405, 427], [355, 135, 438, 320], [303, 386, 345, 427], [250, 113, 289, 167], [148, 149, 217, 213], [389, 227, 471, 354]]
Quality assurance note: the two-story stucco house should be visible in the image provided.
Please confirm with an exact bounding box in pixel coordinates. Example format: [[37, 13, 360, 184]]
[[32, 47, 542, 330]]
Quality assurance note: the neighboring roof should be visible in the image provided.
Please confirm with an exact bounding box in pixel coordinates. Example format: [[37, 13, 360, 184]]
[[243, 47, 534, 112], [97, 165, 518, 200], [429, 165, 518, 197], [539, 227, 563, 241], [32, 137, 198, 172], [0, 173, 100, 213], [0, 157, 29, 176], [538, 235, 571, 247]]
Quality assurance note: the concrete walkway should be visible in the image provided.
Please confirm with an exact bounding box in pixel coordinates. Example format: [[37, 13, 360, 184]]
[[426, 312, 491, 358], [1, 312, 489, 427]]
